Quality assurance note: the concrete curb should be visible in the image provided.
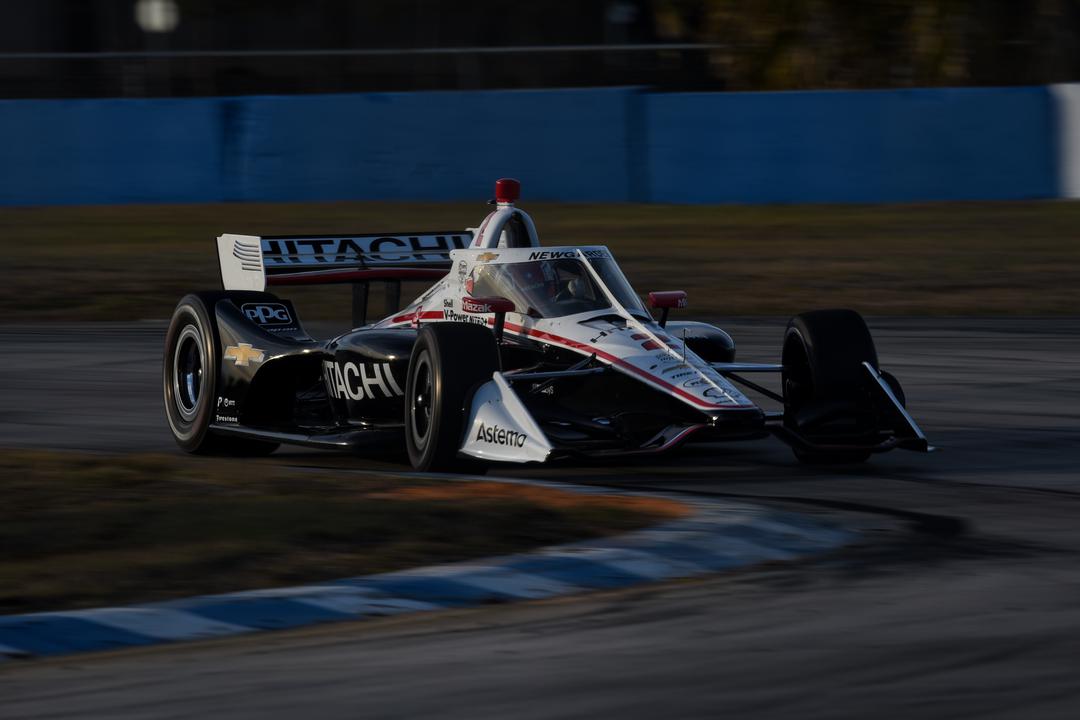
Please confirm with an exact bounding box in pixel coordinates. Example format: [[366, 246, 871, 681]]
[[0, 478, 855, 660]]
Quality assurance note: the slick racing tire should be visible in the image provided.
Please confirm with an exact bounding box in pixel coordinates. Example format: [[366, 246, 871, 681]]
[[405, 322, 499, 472], [881, 369, 906, 408], [164, 293, 279, 456], [782, 309, 878, 465]]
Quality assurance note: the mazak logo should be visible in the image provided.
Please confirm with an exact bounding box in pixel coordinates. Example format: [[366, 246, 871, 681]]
[[242, 303, 292, 326], [461, 298, 493, 314], [323, 361, 404, 401], [475, 422, 527, 447]]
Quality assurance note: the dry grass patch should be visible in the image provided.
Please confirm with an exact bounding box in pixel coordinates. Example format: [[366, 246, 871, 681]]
[[1, 199, 1078, 320], [0, 450, 685, 614]]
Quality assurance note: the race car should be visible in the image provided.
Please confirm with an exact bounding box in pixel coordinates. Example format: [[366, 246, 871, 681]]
[[164, 178, 931, 471]]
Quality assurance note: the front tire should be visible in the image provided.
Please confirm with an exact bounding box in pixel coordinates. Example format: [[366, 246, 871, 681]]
[[782, 309, 878, 464], [163, 293, 278, 456], [405, 323, 499, 472]]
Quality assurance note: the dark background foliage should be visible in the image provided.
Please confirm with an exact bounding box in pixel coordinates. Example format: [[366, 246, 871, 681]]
[[2, 1, 1080, 97]]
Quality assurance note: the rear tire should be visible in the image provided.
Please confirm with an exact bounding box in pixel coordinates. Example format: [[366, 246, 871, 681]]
[[782, 309, 878, 465], [405, 323, 499, 472], [163, 293, 279, 456]]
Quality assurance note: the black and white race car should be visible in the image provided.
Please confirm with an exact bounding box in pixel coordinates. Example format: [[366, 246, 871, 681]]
[[164, 178, 931, 471]]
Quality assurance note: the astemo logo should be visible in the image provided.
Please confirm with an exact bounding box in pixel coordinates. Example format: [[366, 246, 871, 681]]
[[475, 422, 527, 447]]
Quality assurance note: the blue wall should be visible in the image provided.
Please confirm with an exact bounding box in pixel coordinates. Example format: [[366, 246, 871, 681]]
[[0, 86, 1061, 206], [0, 98, 225, 205], [226, 89, 637, 203], [646, 87, 1057, 203]]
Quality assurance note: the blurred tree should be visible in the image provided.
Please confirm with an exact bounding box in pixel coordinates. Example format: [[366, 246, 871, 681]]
[[4, 0, 1080, 96], [654, 0, 1080, 89]]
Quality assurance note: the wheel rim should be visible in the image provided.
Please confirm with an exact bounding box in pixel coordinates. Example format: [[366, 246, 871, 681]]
[[173, 325, 204, 421], [410, 352, 433, 450]]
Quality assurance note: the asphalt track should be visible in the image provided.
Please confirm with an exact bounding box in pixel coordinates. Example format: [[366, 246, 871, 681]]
[[2, 318, 1079, 719]]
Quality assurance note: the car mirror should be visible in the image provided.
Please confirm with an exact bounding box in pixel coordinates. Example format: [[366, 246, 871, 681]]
[[647, 291, 688, 310], [462, 296, 514, 347], [647, 291, 687, 328]]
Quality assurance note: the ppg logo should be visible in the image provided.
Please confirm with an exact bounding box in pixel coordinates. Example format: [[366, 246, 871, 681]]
[[242, 303, 292, 326]]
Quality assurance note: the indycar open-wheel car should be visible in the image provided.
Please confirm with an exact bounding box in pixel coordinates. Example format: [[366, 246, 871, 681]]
[[164, 178, 933, 471]]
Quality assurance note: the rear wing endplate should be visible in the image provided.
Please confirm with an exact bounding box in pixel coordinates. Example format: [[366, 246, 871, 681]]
[[217, 231, 474, 291]]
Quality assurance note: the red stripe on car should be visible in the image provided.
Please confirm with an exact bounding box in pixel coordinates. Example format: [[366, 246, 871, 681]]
[[500, 322, 750, 409]]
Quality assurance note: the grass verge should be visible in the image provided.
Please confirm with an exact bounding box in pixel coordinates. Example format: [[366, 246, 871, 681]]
[[1, 199, 1078, 320], [0, 450, 685, 614]]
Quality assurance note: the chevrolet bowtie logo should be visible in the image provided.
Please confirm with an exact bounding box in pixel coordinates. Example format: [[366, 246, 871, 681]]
[[224, 343, 265, 367], [477, 252, 500, 262]]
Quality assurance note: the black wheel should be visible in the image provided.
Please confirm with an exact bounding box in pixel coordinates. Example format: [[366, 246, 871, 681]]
[[405, 323, 499, 472], [163, 293, 278, 456], [881, 370, 906, 407], [782, 309, 879, 464]]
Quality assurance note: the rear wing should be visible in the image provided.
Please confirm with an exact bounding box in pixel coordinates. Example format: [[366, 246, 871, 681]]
[[217, 231, 473, 291]]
